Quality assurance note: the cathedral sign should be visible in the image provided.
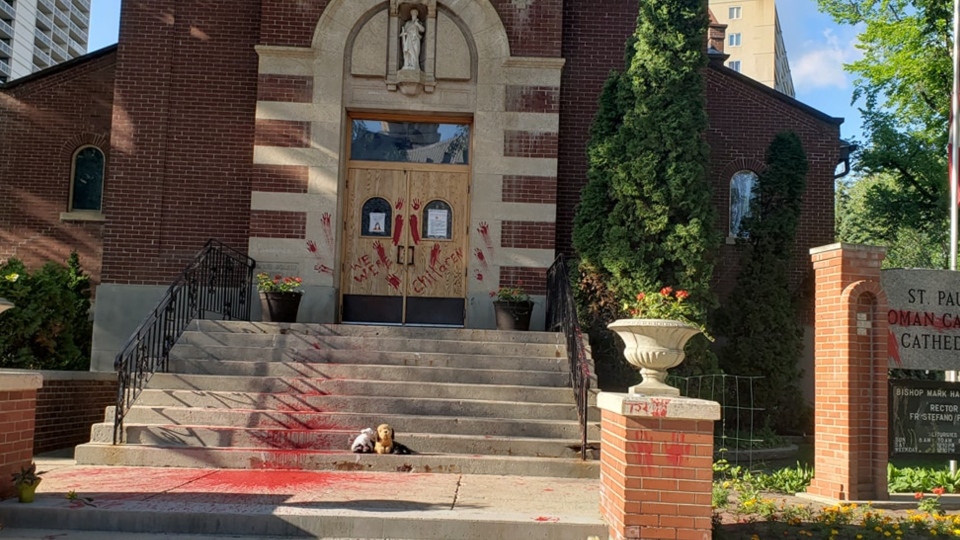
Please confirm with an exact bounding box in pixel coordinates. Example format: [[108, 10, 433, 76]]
[[882, 269, 960, 370]]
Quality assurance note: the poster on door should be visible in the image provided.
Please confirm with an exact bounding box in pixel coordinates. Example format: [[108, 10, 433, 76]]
[[369, 212, 386, 234], [427, 209, 449, 239]]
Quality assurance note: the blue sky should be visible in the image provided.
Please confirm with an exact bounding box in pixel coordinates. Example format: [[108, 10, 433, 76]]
[[85, 0, 864, 141]]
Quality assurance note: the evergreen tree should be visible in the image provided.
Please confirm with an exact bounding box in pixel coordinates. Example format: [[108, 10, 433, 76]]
[[572, 0, 717, 325], [718, 132, 808, 433]]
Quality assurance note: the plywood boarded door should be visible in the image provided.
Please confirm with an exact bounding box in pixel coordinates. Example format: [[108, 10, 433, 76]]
[[404, 169, 469, 325], [341, 168, 407, 324]]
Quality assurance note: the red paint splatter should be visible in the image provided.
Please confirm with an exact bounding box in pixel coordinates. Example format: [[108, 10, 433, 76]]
[[395, 198, 404, 211], [412, 198, 422, 210], [475, 270, 484, 282], [888, 330, 902, 367], [373, 240, 391, 270], [307, 240, 319, 253], [321, 212, 335, 251], [410, 214, 421, 245], [488, 291, 497, 298], [665, 433, 690, 466], [429, 243, 442, 268], [478, 221, 494, 251], [386, 274, 401, 290], [474, 248, 489, 270], [650, 398, 671, 417], [534, 517, 559, 523], [314, 263, 333, 275], [392, 215, 404, 246]]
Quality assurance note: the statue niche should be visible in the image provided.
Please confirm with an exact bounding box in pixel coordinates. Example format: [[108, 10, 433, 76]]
[[401, 9, 425, 71], [386, 0, 437, 96]]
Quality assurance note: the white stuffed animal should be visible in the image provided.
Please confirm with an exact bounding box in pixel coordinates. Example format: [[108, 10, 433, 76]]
[[350, 427, 376, 453]]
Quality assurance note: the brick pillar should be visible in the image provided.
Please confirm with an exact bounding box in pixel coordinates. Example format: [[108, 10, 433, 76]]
[[0, 372, 43, 500], [805, 243, 889, 502], [598, 393, 720, 540]]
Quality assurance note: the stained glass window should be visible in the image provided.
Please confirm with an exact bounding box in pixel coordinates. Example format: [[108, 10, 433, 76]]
[[71, 147, 105, 212]]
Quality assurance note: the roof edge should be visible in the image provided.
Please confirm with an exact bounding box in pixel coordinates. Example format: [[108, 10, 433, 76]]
[[707, 62, 844, 127], [1, 44, 118, 91]]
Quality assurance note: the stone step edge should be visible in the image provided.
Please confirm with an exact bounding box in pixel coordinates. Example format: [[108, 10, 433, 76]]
[[170, 357, 571, 375]]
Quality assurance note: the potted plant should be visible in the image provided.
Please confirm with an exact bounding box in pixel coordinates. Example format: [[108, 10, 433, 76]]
[[11, 463, 43, 503], [493, 281, 533, 331], [256, 272, 303, 323], [608, 286, 708, 396]]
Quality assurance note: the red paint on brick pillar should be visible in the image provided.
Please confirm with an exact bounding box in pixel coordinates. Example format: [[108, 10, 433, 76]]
[[599, 395, 717, 540], [806, 243, 889, 501], [0, 374, 42, 500]]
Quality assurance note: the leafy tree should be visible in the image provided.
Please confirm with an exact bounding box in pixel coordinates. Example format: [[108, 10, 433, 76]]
[[718, 132, 808, 434], [836, 174, 949, 269], [817, 0, 951, 240]]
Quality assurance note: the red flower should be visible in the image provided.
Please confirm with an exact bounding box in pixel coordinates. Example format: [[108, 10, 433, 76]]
[[636, 293, 645, 301], [676, 290, 689, 300], [915, 492, 924, 500], [933, 487, 945, 496], [660, 286, 673, 296]]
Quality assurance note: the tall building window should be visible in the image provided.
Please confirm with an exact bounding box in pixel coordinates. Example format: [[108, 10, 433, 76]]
[[729, 170, 758, 237], [729, 6, 742, 19], [70, 146, 105, 212], [728, 60, 741, 72], [728, 33, 742, 47]]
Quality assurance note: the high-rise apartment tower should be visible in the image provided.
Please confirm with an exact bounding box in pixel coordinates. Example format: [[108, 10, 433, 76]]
[[0, 0, 90, 84], [709, 0, 794, 97]]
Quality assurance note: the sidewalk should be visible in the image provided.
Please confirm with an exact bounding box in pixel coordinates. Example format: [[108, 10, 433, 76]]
[[0, 450, 606, 539]]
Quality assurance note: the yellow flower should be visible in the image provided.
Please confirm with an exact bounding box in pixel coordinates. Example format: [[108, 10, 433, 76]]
[[4, 273, 18, 282], [884, 532, 891, 537], [857, 536, 863, 540]]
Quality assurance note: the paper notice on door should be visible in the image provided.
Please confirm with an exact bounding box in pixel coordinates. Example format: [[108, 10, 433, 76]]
[[369, 212, 386, 234], [427, 209, 449, 238]]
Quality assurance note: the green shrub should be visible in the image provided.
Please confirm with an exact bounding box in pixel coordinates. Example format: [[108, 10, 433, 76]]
[[0, 253, 92, 370]]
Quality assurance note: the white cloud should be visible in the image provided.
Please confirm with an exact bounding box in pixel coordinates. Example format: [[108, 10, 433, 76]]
[[791, 29, 861, 91]]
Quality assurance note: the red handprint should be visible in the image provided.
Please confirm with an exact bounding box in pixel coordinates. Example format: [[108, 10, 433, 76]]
[[314, 263, 333, 275], [478, 221, 494, 251], [307, 240, 318, 253], [373, 240, 391, 269], [412, 199, 422, 210], [474, 269, 484, 282], [392, 214, 404, 246], [429, 243, 442, 268], [474, 248, 489, 270], [410, 214, 421, 245], [395, 198, 404, 210], [386, 274, 401, 291]]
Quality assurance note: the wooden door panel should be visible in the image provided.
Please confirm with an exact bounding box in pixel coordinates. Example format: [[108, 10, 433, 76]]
[[405, 170, 468, 300], [342, 168, 406, 323]]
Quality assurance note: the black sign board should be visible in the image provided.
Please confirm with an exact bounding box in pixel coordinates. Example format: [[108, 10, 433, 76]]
[[890, 380, 960, 458]]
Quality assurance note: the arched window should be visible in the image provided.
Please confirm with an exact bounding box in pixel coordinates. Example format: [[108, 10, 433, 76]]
[[729, 170, 758, 238], [70, 146, 105, 212]]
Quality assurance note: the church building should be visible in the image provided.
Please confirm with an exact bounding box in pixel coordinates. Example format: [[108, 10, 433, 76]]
[[0, 0, 845, 373]]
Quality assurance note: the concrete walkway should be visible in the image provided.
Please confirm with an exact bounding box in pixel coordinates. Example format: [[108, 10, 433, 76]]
[[0, 452, 606, 539]]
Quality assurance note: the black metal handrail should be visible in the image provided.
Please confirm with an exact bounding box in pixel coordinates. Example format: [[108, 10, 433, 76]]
[[546, 254, 591, 460], [113, 240, 256, 444]]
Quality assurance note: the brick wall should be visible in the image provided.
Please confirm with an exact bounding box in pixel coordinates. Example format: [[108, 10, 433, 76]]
[[102, 0, 260, 285], [250, 210, 308, 239], [34, 374, 117, 455], [502, 175, 557, 204], [501, 221, 555, 249], [0, 49, 115, 287], [257, 75, 314, 103], [0, 374, 42, 500], [504, 131, 559, 159], [500, 266, 547, 295], [598, 394, 719, 540], [806, 244, 889, 502]]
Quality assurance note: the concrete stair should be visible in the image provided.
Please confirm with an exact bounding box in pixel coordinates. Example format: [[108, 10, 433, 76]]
[[75, 320, 600, 477]]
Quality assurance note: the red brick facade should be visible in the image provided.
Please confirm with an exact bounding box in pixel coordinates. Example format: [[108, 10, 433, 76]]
[[0, 383, 39, 500], [501, 221, 556, 250], [250, 210, 308, 239], [500, 266, 548, 295], [505, 85, 560, 113], [34, 376, 117, 455], [257, 75, 314, 103], [502, 175, 558, 204], [254, 120, 312, 148], [0, 48, 115, 287]]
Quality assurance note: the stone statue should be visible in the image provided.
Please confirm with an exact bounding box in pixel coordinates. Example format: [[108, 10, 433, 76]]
[[401, 9, 425, 71]]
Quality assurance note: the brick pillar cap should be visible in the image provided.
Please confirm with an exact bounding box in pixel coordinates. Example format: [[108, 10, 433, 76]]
[[598, 392, 721, 420], [0, 371, 43, 391], [810, 242, 887, 256]]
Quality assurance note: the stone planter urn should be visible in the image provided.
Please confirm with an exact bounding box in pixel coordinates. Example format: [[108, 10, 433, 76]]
[[259, 292, 302, 323], [607, 319, 703, 396], [17, 480, 40, 503], [493, 300, 533, 331]]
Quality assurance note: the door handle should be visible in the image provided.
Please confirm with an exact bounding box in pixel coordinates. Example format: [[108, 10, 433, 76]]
[[407, 246, 415, 266], [397, 246, 405, 265]]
